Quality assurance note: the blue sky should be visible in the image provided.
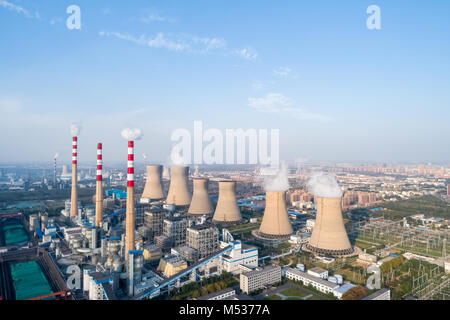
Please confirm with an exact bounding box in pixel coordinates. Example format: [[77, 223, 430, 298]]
[[0, 0, 449, 165]]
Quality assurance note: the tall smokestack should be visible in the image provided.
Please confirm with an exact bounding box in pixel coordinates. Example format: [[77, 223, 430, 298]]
[[188, 178, 213, 215], [95, 143, 103, 228], [166, 166, 191, 206], [126, 140, 136, 256], [212, 181, 241, 224], [258, 191, 293, 239], [306, 196, 353, 256], [70, 136, 78, 218], [53, 154, 57, 187], [141, 165, 164, 200]]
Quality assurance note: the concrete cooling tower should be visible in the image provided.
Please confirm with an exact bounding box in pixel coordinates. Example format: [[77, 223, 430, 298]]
[[257, 191, 293, 239], [141, 165, 164, 200], [188, 178, 213, 215], [212, 181, 241, 224], [166, 166, 191, 206], [306, 196, 353, 256]]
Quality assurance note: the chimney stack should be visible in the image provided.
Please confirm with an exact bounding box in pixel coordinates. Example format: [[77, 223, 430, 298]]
[[306, 196, 353, 256], [70, 136, 78, 218], [258, 191, 293, 239], [95, 143, 103, 227], [188, 178, 213, 215], [166, 166, 191, 206], [125, 141, 136, 256], [141, 165, 164, 201], [212, 181, 241, 224]]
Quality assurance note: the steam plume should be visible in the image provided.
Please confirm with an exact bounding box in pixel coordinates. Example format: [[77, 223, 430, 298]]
[[306, 172, 342, 198], [54, 153, 59, 159], [121, 128, 143, 140], [264, 163, 289, 191], [70, 124, 81, 136]]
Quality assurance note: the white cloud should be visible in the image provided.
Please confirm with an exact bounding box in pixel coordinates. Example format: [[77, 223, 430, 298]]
[[235, 47, 258, 60], [100, 31, 252, 58], [0, 0, 32, 18], [248, 93, 332, 121], [273, 67, 292, 77], [141, 12, 176, 24]]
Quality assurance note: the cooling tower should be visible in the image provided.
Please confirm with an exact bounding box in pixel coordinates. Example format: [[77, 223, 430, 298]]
[[95, 143, 103, 228], [258, 191, 293, 239], [212, 181, 241, 224], [306, 196, 353, 256], [70, 137, 78, 218], [125, 141, 136, 257], [61, 165, 69, 176], [188, 178, 213, 215], [141, 165, 164, 200], [166, 166, 191, 206]]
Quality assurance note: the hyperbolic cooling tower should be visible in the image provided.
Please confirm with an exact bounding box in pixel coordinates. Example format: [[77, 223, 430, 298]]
[[188, 178, 213, 215], [166, 166, 191, 206], [141, 165, 164, 200], [258, 191, 293, 239], [306, 196, 353, 256], [212, 181, 242, 224]]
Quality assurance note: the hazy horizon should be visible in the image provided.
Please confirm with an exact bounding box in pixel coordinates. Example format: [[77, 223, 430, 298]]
[[1, 0, 449, 164]]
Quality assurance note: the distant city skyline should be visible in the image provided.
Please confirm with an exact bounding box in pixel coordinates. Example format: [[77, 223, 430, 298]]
[[1, 0, 449, 164]]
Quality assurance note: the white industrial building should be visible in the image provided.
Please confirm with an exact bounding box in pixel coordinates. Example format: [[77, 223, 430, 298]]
[[285, 268, 338, 294], [197, 288, 237, 300], [221, 241, 258, 274], [240, 265, 281, 294], [307, 267, 328, 279]]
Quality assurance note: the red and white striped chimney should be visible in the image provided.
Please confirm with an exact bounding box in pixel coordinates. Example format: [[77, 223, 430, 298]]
[[95, 143, 103, 227], [125, 140, 135, 256], [70, 137, 78, 218]]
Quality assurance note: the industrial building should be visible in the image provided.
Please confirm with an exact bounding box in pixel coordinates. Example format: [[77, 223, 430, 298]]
[[239, 265, 281, 294], [186, 223, 220, 260], [163, 216, 190, 247], [363, 288, 391, 300], [144, 209, 165, 239], [197, 287, 237, 300], [221, 241, 258, 274], [285, 267, 339, 294]]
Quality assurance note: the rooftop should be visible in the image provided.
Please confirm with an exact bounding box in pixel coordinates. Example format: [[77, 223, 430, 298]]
[[286, 268, 339, 290]]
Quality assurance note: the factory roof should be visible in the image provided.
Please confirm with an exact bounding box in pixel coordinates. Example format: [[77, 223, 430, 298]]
[[308, 267, 327, 274], [362, 288, 390, 300], [197, 287, 236, 300], [333, 283, 356, 295], [90, 272, 112, 284], [286, 268, 339, 289], [242, 265, 280, 277], [188, 223, 214, 231]]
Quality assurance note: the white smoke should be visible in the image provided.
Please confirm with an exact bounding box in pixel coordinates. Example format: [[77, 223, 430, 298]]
[[121, 128, 143, 141], [142, 153, 147, 160], [306, 172, 342, 198], [54, 153, 59, 159], [70, 123, 81, 136], [263, 163, 289, 191]]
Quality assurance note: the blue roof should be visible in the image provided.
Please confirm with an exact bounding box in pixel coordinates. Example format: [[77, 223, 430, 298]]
[[333, 283, 356, 294], [128, 250, 143, 255]]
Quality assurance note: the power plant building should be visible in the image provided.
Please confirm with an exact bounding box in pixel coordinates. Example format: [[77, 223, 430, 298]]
[[186, 224, 219, 259], [163, 216, 189, 247], [239, 265, 281, 294]]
